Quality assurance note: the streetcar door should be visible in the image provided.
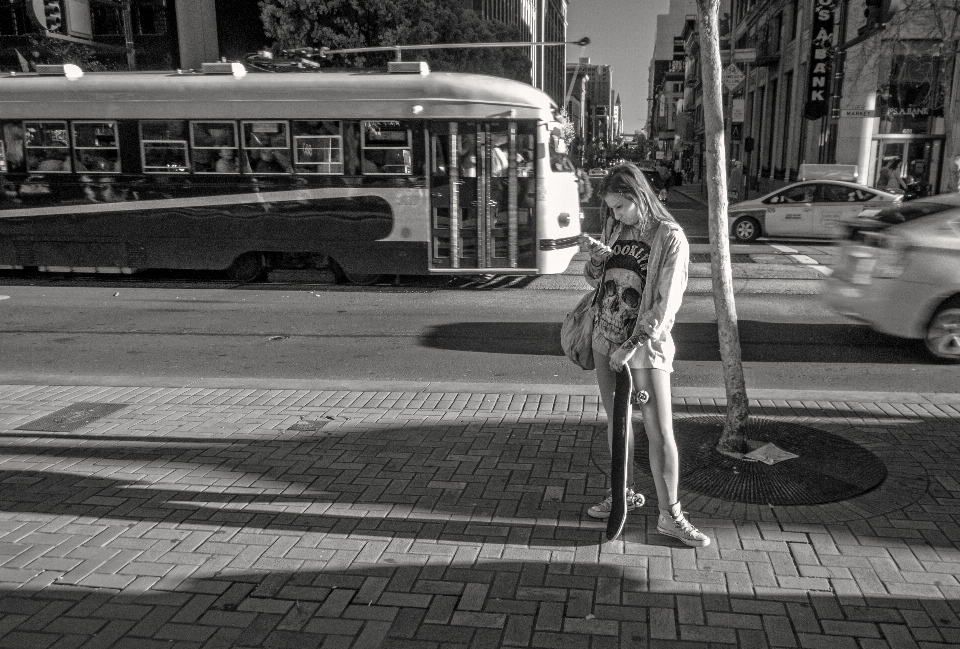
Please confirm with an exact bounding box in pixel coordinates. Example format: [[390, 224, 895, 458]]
[[428, 121, 535, 271]]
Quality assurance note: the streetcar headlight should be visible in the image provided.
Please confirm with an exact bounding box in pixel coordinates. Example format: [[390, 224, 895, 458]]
[[558, 212, 571, 227]]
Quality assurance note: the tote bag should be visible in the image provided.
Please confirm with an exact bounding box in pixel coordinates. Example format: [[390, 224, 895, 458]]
[[561, 282, 601, 370]]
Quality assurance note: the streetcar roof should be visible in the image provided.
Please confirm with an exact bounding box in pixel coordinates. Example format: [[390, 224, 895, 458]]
[[0, 68, 557, 121]]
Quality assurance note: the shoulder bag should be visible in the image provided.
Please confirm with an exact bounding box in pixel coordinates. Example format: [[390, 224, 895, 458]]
[[561, 268, 602, 371]]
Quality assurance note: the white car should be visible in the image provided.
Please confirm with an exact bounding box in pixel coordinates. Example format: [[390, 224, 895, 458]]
[[823, 193, 960, 362], [728, 180, 902, 242]]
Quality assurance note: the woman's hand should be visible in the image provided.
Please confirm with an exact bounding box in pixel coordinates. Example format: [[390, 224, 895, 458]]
[[581, 234, 613, 263], [609, 345, 636, 371]]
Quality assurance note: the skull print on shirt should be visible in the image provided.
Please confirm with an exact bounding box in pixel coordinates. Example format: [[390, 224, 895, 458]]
[[595, 238, 650, 345]]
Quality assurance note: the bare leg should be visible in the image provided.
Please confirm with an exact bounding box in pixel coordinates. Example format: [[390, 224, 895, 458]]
[[632, 367, 678, 510]]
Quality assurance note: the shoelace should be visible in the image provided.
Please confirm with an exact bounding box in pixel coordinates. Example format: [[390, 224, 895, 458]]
[[670, 512, 702, 536]]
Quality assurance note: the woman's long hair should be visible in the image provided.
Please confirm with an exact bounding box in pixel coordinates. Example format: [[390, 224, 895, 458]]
[[596, 163, 679, 240]]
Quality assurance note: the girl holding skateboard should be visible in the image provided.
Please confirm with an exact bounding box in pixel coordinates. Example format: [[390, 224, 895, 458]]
[[582, 163, 710, 548]]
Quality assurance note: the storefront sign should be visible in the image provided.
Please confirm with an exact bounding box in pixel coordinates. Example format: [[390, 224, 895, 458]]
[[804, 0, 838, 120], [841, 109, 875, 118]]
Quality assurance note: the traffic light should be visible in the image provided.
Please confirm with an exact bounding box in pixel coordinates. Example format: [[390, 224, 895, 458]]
[[864, 0, 894, 30], [30, 0, 64, 33]]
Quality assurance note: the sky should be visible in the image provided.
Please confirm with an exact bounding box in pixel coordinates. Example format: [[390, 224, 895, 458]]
[[566, 0, 672, 135]]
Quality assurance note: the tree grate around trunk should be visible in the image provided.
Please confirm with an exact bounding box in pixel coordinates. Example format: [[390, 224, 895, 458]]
[[635, 416, 887, 506]]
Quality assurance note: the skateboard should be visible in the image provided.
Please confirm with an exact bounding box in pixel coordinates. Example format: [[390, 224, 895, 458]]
[[605, 367, 633, 541]]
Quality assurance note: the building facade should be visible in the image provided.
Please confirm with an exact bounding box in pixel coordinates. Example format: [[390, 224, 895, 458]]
[[566, 57, 619, 166], [473, 0, 569, 107], [659, 0, 956, 197]]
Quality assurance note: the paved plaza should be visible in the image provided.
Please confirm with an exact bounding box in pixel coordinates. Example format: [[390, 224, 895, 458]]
[[1, 377, 959, 648]]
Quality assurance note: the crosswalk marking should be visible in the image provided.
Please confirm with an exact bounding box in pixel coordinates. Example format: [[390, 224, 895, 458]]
[[768, 244, 831, 276]]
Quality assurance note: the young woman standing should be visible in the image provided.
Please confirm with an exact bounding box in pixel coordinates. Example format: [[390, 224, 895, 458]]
[[582, 163, 709, 547]]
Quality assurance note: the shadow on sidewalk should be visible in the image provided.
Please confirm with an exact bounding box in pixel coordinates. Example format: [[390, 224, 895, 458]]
[[420, 321, 932, 364], [0, 558, 958, 647]]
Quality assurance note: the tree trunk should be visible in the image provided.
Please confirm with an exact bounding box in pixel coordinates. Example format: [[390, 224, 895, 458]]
[[696, 0, 750, 453]]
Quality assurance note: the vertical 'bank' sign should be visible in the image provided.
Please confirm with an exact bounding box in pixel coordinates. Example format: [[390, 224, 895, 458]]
[[804, 0, 838, 120]]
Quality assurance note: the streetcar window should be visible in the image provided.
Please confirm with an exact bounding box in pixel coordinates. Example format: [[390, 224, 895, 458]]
[[292, 120, 342, 174], [190, 121, 238, 173], [361, 120, 411, 175], [140, 120, 190, 173], [1, 122, 25, 173], [24, 121, 71, 173], [242, 121, 292, 174], [72, 121, 120, 173]]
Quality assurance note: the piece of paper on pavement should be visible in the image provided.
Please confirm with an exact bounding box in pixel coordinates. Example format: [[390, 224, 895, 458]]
[[742, 442, 799, 465]]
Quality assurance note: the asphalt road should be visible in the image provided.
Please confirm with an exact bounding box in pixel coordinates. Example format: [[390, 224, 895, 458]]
[[0, 281, 954, 393]]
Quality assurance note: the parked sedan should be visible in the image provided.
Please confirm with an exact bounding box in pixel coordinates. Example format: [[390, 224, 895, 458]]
[[823, 193, 960, 362], [727, 180, 902, 242]]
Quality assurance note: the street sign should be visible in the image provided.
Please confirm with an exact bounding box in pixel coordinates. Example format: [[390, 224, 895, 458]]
[[840, 109, 875, 118], [731, 98, 745, 123], [723, 64, 744, 91], [731, 123, 742, 141]]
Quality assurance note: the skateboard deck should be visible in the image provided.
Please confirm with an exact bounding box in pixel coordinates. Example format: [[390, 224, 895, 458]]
[[605, 367, 632, 541]]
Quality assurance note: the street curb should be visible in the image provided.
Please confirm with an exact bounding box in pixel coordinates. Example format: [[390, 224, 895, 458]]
[[0, 373, 957, 404]]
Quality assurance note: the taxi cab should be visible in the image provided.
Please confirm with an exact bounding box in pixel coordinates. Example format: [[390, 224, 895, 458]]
[[727, 180, 902, 242]]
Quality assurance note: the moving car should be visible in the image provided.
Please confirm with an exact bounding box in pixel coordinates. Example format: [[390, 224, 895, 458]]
[[727, 180, 902, 242], [823, 193, 960, 362]]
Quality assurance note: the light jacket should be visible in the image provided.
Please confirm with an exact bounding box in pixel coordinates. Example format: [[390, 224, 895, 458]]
[[584, 219, 689, 368]]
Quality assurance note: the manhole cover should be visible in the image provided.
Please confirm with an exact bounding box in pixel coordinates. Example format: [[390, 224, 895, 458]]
[[16, 402, 127, 433], [635, 416, 888, 506]]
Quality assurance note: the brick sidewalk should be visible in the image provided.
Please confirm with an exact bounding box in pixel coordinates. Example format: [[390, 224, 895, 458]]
[[1, 380, 959, 649]]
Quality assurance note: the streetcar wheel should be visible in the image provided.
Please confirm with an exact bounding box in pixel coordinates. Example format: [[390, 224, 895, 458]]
[[924, 297, 960, 363], [732, 216, 761, 242], [329, 258, 382, 286], [226, 253, 265, 282]]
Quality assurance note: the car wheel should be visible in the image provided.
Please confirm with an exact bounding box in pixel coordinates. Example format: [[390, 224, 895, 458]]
[[225, 253, 265, 282], [924, 297, 960, 363], [732, 216, 761, 242], [329, 258, 382, 286]]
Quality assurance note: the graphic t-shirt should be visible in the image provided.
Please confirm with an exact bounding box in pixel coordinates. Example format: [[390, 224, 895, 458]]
[[594, 227, 651, 346]]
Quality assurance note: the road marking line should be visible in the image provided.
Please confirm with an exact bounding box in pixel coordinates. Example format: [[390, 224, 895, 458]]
[[813, 265, 832, 276], [792, 254, 820, 265], [769, 244, 799, 254]]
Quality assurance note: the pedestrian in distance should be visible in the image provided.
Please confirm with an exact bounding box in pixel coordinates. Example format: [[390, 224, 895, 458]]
[[581, 163, 710, 547], [877, 156, 907, 193]]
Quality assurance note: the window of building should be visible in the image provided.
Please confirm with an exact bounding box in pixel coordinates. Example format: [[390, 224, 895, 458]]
[[361, 121, 411, 175], [0, 3, 30, 36], [190, 121, 238, 173], [72, 121, 121, 172], [140, 120, 190, 173], [91, 5, 122, 35], [242, 121, 292, 174], [24, 122, 71, 173], [790, 0, 800, 42], [292, 121, 343, 174]]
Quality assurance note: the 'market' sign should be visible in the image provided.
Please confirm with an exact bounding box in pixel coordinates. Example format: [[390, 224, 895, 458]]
[[804, 0, 838, 120]]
